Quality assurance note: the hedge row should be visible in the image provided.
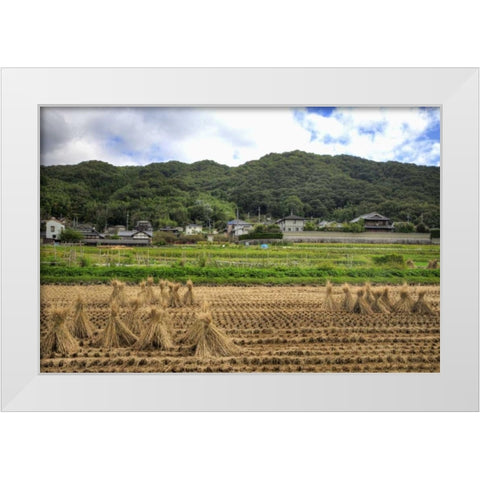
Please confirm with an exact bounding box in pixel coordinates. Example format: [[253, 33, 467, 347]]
[[41, 264, 439, 284], [238, 233, 283, 240]]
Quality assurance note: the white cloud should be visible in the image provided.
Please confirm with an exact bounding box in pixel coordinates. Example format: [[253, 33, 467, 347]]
[[40, 106, 440, 167]]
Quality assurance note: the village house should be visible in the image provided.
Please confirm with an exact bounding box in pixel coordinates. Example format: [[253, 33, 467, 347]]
[[275, 214, 306, 232], [72, 223, 105, 239], [157, 226, 183, 235], [117, 229, 153, 242], [185, 224, 203, 235], [134, 220, 153, 232], [350, 212, 394, 232], [111, 220, 154, 245], [226, 219, 253, 237], [46, 218, 65, 240], [105, 225, 126, 235]]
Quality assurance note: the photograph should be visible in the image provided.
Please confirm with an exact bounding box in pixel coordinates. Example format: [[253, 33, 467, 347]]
[[40, 106, 440, 373]]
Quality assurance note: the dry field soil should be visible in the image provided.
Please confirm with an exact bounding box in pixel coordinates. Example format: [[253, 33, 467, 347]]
[[40, 284, 440, 373]]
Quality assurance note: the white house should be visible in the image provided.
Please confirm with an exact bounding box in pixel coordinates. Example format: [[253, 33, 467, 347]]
[[275, 214, 306, 232], [185, 224, 203, 235], [46, 218, 65, 240], [226, 219, 253, 237]]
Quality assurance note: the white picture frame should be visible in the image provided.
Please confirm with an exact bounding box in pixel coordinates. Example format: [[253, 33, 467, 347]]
[[1, 68, 478, 411]]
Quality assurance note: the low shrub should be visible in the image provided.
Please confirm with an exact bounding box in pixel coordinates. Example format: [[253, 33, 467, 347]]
[[78, 256, 91, 267], [239, 232, 283, 240], [372, 254, 405, 267], [394, 222, 415, 233]]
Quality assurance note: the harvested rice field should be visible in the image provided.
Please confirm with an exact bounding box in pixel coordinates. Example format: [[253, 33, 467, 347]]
[[40, 283, 440, 373]]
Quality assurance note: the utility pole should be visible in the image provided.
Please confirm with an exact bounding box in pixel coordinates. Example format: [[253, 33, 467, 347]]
[[258, 206, 261, 223], [126, 211, 129, 230], [236, 207, 239, 220]]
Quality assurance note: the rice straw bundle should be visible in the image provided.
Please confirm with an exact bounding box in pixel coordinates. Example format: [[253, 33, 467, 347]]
[[168, 282, 182, 308], [124, 297, 144, 334], [183, 279, 195, 306], [41, 308, 79, 357], [137, 281, 147, 305], [99, 302, 138, 348], [158, 279, 169, 304], [392, 284, 415, 313], [412, 290, 434, 315], [364, 282, 375, 305], [380, 287, 394, 310], [341, 284, 355, 312], [427, 259, 439, 269], [372, 290, 390, 313], [353, 289, 374, 315], [70, 294, 94, 338], [134, 307, 173, 350], [118, 281, 128, 306], [183, 310, 238, 357], [110, 279, 127, 306], [323, 281, 338, 311], [145, 276, 157, 304], [406, 259, 415, 268]]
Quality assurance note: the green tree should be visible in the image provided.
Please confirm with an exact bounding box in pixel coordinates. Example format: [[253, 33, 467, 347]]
[[59, 228, 83, 243], [415, 222, 429, 233], [394, 222, 415, 233], [284, 195, 304, 216], [304, 221, 317, 231]]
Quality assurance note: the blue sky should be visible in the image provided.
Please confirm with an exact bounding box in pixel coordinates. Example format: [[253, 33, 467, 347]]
[[40, 106, 440, 167]]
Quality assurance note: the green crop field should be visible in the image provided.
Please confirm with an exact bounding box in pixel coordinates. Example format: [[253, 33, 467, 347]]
[[40, 242, 440, 285]]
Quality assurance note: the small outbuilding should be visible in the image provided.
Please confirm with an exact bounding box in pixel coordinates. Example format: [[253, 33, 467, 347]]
[[46, 218, 65, 240], [185, 224, 203, 235]]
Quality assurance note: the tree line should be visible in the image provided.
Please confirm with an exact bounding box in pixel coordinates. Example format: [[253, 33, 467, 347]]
[[41, 150, 440, 231]]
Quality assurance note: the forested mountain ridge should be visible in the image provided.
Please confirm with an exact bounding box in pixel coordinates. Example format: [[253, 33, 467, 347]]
[[40, 150, 440, 230]]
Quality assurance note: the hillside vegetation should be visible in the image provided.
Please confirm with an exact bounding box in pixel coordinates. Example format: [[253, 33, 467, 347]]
[[41, 150, 440, 230]]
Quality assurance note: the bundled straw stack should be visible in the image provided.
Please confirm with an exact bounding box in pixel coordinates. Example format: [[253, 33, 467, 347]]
[[145, 276, 157, 304], [341, 284, 355, 313], [364, 282, 375, 305], [406, 259, 415, 268], [110, 279, 127, 306], [41, 308, 79, 357], [169, 282, 182, 308], [353, 288, 374, 315], [323, 281, 338, 311], [124, 297, 144, 334], [371, 290, 390, 313], [427, 259, 439, 269], [380, 287, 394, 310], [134, 307, 173, 350], [392, 284, 415, 313], [158, 279, 169, 305], [183, 307, 238, 357], [183, 279, 195, 306], [138, 281, 147, 305], [99, 302, 138, 348], [70, 294, 94, 338], [412, 290, 434, 315]]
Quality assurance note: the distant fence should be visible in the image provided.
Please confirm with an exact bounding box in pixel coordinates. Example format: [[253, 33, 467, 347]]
[[283, 232, 433, 245]]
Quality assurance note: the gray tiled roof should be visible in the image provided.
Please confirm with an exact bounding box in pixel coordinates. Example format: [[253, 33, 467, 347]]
[[351, 212, 390, 223]]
